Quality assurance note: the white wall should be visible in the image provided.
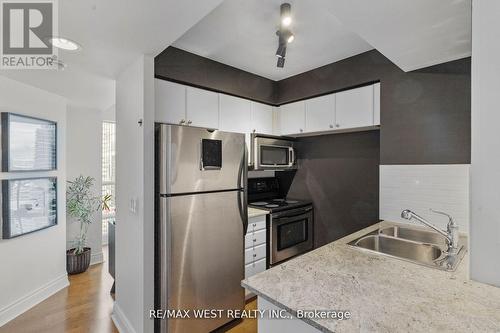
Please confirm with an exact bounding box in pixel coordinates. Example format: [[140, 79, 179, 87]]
[[470, 0, 500, 287], [112, 55, 155, 333], [0, 75, 68, 326], [102, 104, 116, 122], [380, 165, 470, 231], [66, 106, 103, 265]]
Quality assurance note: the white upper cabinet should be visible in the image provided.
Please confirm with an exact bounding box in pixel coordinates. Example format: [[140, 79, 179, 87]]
[[279, 101, 305, 135], [335, 85, 374, 130], [155, 79, 186, 125], [251, 102, 273, 135], [186, 86, 219, 129], [219, 94, 252, 133], [305, 94, 335, 132]]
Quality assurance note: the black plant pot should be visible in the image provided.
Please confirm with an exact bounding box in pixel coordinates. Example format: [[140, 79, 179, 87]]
[[66, 247, 91, 275]]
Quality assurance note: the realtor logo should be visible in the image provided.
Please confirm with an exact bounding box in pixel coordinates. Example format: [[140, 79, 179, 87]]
[[1, 0, 58, 69]]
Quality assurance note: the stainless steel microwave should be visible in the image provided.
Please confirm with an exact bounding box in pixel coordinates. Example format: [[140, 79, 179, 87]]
[[251, 133, 297, 170]]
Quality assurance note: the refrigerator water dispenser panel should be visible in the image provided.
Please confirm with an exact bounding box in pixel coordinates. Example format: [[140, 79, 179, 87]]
[[201, 139, 222, 170]]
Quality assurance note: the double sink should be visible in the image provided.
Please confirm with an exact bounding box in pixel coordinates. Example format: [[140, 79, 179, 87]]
[[348, 224, 466, 271]]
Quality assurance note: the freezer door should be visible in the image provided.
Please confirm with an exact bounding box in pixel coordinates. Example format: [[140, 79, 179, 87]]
[[159, 191, 245, 333], [157, 124, 246, 194]]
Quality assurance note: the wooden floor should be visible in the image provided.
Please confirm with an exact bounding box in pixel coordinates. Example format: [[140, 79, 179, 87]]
[[1, 248, 117, 333], [1, 247, 257, 333], [225, 299, 257, 333]]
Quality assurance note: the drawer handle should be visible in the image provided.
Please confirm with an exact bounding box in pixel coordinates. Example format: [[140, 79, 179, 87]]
[[253, 254, 257, 257], [252, 223, 256, 227], [253, 239, 257, 242]]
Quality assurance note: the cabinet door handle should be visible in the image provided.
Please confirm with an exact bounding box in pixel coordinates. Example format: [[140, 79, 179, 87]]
[[253, 254, 257, 257], [329, 124, 333, 129], [252, 223, 257, 227], [187, 120, 192, 125], [299, 128, 303, 133], [335, 123, 340, 128], [179, 119, 186, 124]]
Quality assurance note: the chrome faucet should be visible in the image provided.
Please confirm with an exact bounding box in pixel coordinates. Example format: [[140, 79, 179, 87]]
[[401, 209, 459, 254]]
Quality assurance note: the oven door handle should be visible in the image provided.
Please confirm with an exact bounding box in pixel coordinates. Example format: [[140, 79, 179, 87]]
[[275, 212, 310, 223], [275, 207, 312, 219]]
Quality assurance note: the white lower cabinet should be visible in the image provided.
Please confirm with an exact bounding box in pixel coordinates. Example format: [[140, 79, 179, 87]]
[[244, 214, 268, 300], [245, 244, 266, 263]]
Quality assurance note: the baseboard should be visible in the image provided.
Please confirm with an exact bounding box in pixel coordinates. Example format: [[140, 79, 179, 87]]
[[112, 303, 137, 333], [0, 274, 69, 327], [90, 251, 104, 265]]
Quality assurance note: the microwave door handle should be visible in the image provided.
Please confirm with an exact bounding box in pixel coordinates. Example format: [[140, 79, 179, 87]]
[[289, 147, 295, 167]]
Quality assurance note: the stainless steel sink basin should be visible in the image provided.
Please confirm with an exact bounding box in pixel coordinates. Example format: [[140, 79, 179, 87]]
[[379, 226, 447, 248], [348, 224, 466, 271], [355, 234, 442, 263]]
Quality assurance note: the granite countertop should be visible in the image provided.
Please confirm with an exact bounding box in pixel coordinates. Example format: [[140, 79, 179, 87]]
[[248, 207, 268, 218], [242, 221, 500, 333]]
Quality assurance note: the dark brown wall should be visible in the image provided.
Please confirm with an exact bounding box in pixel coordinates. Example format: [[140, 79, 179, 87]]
[[155, 47, 470, 246], [155, 47, 277, 105], [277, 50, 471, 164], [276, 130, 380, 248]]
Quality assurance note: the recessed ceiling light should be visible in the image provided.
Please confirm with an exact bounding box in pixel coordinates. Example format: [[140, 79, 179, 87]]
[[48, 37, 82, 51]]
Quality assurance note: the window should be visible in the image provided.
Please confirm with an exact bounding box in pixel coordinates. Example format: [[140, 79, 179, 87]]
[[102, 122, 116, 244]]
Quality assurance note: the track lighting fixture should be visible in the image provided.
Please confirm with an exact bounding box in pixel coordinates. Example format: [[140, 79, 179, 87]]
[[275, 3, 294, 68]]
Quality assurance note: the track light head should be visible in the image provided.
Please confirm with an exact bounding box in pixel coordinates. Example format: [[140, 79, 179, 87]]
[[280, 3, 292, 27], [277, 57, 285, 68], [276, 43, 287, 58], [282, 30, 294, 43]]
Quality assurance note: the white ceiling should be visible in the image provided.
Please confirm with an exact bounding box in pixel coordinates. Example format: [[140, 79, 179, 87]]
[[0, 67, 115, 110], [0, 0, 472, 108], [173, 0, 472, 79], [57, 0, 224, 79], [172, 0, 374, 80], [1, 0, 224, 109], [325, 0, 472, 72]]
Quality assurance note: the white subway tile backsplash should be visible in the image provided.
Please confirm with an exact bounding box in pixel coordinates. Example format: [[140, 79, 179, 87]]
[[380, 165, 470, 232]]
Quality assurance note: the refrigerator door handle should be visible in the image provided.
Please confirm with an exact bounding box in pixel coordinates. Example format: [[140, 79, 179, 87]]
[[237, 146, 248, 234]]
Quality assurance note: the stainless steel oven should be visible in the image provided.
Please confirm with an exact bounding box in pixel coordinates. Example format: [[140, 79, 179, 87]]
[[269, 205, 313, 266], [251, 133, 296, 170]]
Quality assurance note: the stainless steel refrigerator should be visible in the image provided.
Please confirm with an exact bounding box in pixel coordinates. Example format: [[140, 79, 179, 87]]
[[155, 124, 248, 333]]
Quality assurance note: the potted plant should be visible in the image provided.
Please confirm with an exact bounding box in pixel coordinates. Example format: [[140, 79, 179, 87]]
[[66, 175, 111, 275]]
